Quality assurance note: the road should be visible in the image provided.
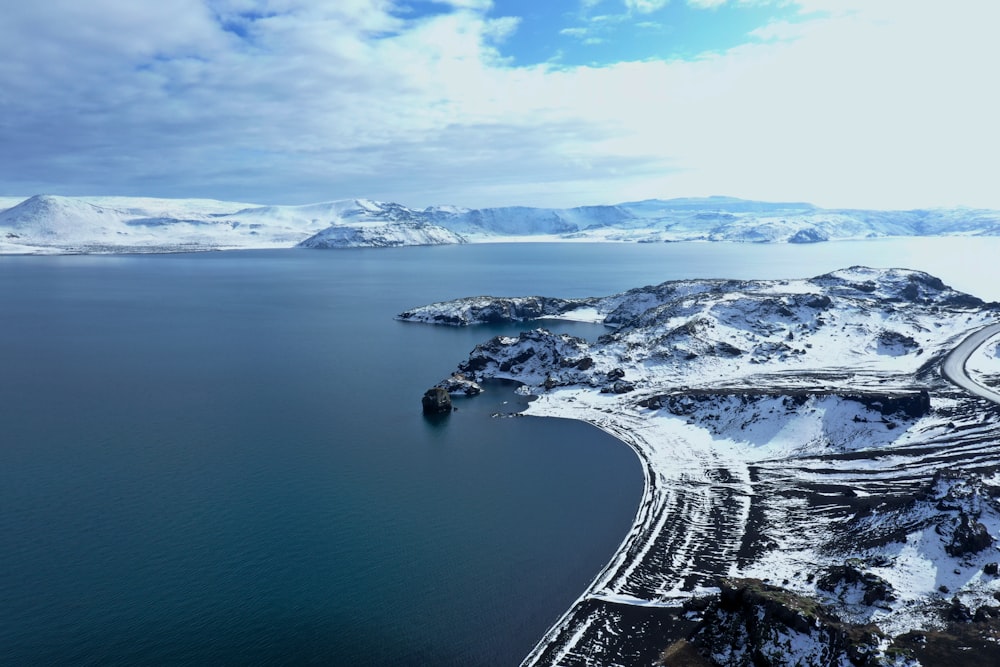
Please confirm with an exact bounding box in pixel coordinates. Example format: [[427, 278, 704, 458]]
[[941, 323, 1000, 403]]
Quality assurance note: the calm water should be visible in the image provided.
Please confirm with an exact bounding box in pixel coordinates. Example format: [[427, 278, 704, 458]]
[[1, 239, 997, 665]]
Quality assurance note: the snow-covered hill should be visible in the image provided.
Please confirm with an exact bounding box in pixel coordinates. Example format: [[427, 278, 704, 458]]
[[406, 267, 1000, 665], [405, 267, 991, 392], [3, 194, 1000, 253], [298, 220, 465, 248]]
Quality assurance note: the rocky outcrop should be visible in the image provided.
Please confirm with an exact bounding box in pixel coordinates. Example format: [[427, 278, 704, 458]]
[[398, 296, 594, 326], [847, 389, 930, 419], [817, 564, 895, 607], [945, 512, 994, 557], [421, 387, 452, 414], [457, 329, 595, 390], [646, 389, 931, 429], [660, 579, 904, 667], [436, 374, 482, 396]]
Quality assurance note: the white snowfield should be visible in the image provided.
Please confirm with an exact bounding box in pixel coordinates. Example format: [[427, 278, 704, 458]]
[[3, 194, 1000, 253], [406, 267, 1000, 665]]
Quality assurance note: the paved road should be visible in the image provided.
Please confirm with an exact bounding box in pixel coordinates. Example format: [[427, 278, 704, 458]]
[[941, 323, 1000, 404]]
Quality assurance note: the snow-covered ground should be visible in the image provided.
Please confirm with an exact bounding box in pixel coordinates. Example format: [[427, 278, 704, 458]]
[[3, 194, 1000, 253], [406, 267, 1000, 665]]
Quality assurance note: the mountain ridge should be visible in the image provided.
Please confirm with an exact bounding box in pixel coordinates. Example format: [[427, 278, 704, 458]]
[[3, 194, 1000, 254]]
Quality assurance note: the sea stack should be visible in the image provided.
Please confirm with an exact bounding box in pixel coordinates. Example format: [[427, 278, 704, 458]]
[[422, 387, 452, 414]]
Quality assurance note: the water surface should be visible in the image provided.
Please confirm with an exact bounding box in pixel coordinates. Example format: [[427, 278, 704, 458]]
[[1, 238, 996, 665]]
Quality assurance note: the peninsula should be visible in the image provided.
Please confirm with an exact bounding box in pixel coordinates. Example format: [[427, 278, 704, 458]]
[[404, 267, 1000, 666]]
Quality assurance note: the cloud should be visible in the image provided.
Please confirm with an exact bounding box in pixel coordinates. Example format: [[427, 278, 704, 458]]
[[0, 0, 998, 209], [623, 0, 670, 13]]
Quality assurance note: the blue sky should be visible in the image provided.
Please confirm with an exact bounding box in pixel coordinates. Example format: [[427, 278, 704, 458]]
[[479, 0, 799, 66], [1, 0, 998, 209]]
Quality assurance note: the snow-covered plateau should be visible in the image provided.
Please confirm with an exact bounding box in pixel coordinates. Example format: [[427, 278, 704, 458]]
[[404, 267, 1000, 666], [3, 194, 1000, 253]]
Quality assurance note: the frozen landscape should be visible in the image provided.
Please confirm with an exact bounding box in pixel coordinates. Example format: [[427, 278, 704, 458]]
[[3, 194, 1000, 254], [9, 1, 999, 664], [404, 267, 1000, 666]]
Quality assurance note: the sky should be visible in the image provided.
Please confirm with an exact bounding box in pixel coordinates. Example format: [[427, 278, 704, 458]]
[[1, 0, 998, 209]]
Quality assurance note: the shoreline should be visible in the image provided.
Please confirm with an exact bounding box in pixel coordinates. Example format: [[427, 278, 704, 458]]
[[517, 389, 755, 665], [412, 268, 1000, 664], [515, 322, 1000, 663], [519, 409, 658, 667]]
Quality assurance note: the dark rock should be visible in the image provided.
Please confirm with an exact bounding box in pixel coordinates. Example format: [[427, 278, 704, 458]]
[[421, 387, 452, 414], [461, 355, 491, 372], [901, 282, 920, 301], [637, 395, 663, 409], [560, 356, 593, 370], [613, 380, 635, 394], [400, 295, 593, 326], [848, 389, 930, 419], [948, 597, 973, 623], [458, 329, 591, 381], [975, 605, 1000, 622], [498, 347, 535, 372], [877, 330, 919, 352], [984, 562, 998, 576], [716, 579, 816, 635], [806, 295, 833, 309], [817, 563, 895, 606], [946, 513, 994, 557], [672, 579, 893, 667], [714, 342, 744, 357], [436, 374, 482, 396], [683, 595, 714, 613]]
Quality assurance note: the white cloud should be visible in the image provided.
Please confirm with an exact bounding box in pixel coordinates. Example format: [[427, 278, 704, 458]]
[[623, 0, 670, 13], [0, 0, 998, 209]]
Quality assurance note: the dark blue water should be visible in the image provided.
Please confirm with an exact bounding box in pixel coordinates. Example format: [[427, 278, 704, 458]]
[[0, 240, 995, 665]]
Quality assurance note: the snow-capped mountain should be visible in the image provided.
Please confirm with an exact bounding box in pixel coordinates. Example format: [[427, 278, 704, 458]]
[[3, 194, 1000, 254], [0, 195, 459, 253], [404, 267, 1000, 665], [298, 221, 465, 248]]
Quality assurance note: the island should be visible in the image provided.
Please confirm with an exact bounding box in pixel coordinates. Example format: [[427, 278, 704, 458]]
[[402, 266, 1000, 666]]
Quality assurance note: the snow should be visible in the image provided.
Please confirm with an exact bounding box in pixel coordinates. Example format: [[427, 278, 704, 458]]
[[410, 267, 1000, 663], [540, 306, 605, 324], [4, 194, 1000, 253]]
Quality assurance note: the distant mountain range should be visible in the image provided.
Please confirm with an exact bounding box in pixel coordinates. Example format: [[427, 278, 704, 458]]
[[2, 194, 1000, 254]]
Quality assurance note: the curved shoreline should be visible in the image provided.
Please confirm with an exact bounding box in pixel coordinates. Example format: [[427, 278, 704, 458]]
[[518, 323, 1000, 664], [517, 391, 754, 665], [520, 415, 659, 667]]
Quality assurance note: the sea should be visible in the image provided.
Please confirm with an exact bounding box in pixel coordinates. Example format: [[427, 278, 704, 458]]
[[0, 238, 996, 665]]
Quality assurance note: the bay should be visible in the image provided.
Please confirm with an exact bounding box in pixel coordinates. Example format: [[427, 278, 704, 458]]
[[0, 238, 996, 665]]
